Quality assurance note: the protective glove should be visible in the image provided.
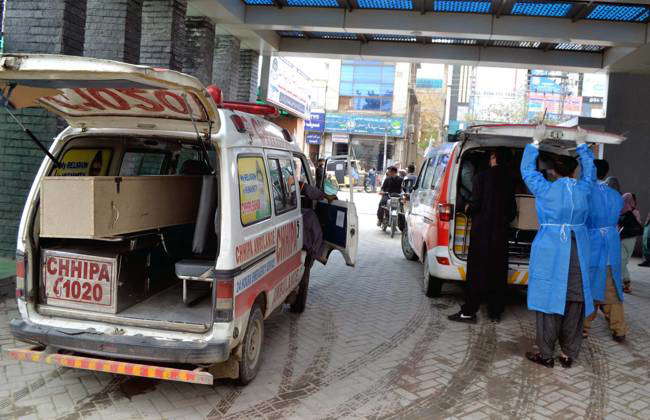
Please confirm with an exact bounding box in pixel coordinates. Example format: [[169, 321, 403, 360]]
[[532, 124, 546, 147], [575, 126, 587, 147]]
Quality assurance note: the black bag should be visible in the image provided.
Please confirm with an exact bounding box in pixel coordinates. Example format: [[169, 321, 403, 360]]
[[619, 211, 644, 239]]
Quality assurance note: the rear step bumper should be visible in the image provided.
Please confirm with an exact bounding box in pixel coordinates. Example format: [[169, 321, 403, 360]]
[[10, 319, 230, 365], [3, 347, 214, 385]]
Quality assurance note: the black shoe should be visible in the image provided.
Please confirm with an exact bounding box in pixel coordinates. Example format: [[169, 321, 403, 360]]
[[638, 260, 650, 267], [558, 355, 573, 368], [613, 334, 626, 343], [489, 313, 502, 323], [447, 311, 477, 324], [526, 352, 554, 368]]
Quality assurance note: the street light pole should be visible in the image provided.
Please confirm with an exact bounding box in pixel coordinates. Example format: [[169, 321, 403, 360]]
[[383, 128, 388, 172]]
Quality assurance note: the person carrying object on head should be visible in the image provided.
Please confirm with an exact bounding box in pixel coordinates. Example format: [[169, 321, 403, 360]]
[[448, 148, 516, 324], [583, 159, 628, 342], [522, 125, 596, 369]]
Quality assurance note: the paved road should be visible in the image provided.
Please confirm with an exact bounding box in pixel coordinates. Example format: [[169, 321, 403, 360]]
[[1, 192, 650, 419]]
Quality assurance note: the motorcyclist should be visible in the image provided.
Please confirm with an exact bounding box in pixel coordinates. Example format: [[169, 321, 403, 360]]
[[377, 166, 402, 225], [402, 163, 417, 192]]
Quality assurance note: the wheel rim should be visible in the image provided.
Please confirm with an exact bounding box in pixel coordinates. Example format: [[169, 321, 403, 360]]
[[402, 231, 412, 257], [245, 317, 262, 367]]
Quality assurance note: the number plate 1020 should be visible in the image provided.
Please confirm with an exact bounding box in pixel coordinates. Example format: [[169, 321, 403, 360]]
[[42, 250, 115, 313]]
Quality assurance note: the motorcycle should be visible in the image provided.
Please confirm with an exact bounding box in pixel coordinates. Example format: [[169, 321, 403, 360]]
[[380, 193, 402, 238]]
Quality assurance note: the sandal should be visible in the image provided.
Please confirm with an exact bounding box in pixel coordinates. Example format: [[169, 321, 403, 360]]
[[525, 352, 554, 368]]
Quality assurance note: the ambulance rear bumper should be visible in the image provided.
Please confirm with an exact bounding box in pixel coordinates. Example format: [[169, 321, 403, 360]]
[[10, 319, 230, 364]]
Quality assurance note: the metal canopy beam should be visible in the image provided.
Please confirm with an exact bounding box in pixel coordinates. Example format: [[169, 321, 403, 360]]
[[278, 38, 604, 72], [243, 7, 645, 47], [188, 0, 280, 52]]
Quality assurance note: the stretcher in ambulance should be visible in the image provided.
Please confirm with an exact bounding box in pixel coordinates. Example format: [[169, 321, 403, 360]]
[[402, 124, 625, 298], [1, 54, 358, 385]]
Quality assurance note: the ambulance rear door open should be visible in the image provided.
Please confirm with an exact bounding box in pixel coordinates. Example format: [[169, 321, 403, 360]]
[[0, 54, 219, 134]]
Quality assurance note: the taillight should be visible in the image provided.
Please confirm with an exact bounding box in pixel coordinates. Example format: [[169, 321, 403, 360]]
[[230, 115, 247, 133], [15, 252, 26, 300], [438, 203, 454, 222], [214, 279, 233, 322], [436, 257, 450, 265]]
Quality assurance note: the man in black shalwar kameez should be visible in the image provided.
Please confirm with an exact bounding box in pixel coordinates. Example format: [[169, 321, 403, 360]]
[[449, 149, 516, 323]]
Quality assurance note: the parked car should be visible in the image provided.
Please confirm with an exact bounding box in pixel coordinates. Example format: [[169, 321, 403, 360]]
[[2, 54, 358, 386], [402, 124, 624, 297]]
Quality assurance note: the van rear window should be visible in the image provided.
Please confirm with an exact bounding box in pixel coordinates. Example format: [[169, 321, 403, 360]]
[[54, 148, 112, 176], [119, 152, 167, 176]]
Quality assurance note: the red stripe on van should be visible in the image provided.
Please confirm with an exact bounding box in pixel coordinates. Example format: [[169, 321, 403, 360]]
[[234, 252, 302, 318]]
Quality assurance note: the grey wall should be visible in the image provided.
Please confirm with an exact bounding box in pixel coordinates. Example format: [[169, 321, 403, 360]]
[[183, 17, 215, 86], [140, 0, 187, 70], [0, 0, 88, 257], [604, 72, 650, 251], [213, 35, 241, 101], [84, 0, 143, 63]]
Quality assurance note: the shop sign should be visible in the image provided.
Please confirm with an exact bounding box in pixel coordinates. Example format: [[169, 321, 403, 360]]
[[306, 133, 322, 145], [266, 57, 312, 119], [331, 133, 350, 143], [325, 113, 404, 137], [305, 112, 325, 132]]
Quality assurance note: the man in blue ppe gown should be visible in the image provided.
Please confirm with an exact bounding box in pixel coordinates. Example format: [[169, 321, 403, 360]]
[[583, 159, 627, 342], [522, 125, 596, 369]]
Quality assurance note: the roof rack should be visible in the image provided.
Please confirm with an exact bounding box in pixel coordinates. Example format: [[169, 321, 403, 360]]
[[207, 85, 279, 118]]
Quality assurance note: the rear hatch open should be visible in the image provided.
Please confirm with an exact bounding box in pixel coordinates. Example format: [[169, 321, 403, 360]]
[[0, 54, 219, 133], [452, 124, 625, 280]]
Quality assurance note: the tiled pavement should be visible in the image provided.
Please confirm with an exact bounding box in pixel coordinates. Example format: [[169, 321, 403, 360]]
[[1, 193, 649, 419]]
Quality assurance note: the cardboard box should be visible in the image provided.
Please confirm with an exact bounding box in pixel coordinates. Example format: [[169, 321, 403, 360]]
[[512, 195, 540, 231], [41, 176, 203, 238], [41, 247, 148, 314]]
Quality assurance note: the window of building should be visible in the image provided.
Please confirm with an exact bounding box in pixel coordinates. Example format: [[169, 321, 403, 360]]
[[340, 61, 395, 112]]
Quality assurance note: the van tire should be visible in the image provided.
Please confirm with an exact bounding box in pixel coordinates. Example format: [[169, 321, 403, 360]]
[[289, 265, 310, 314], [238, 303, 264, 385], [422, 251, 443, 298], [402, 230, 418, 261]]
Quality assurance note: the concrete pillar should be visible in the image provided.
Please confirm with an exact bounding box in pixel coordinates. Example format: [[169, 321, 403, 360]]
[[183, 17, 215, 86], [0, 0, 87, 256], [140, 0, 187, 70], [237, 49, 260, 102], [213, 35, 240, 101], [604, 73, 650, 239], [84, 0, 143, 63]]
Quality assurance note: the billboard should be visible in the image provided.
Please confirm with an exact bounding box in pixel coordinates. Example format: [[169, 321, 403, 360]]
[[325, 113, 405, 137], [267, 57, 312, 119], [305, 112, 325, 132]]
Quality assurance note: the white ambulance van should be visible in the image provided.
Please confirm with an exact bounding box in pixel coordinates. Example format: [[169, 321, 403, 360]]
[[1, 54, 358, 385]]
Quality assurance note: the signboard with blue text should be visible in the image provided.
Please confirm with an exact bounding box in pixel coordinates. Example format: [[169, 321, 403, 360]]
[[305, 112, 325, 132], [325, 113, 404, 137], [306, 133, 322, 145]]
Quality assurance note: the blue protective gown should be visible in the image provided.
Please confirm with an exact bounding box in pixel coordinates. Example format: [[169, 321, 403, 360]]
[[520, 144, 596, 316], [586, 182, 624, 302]]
